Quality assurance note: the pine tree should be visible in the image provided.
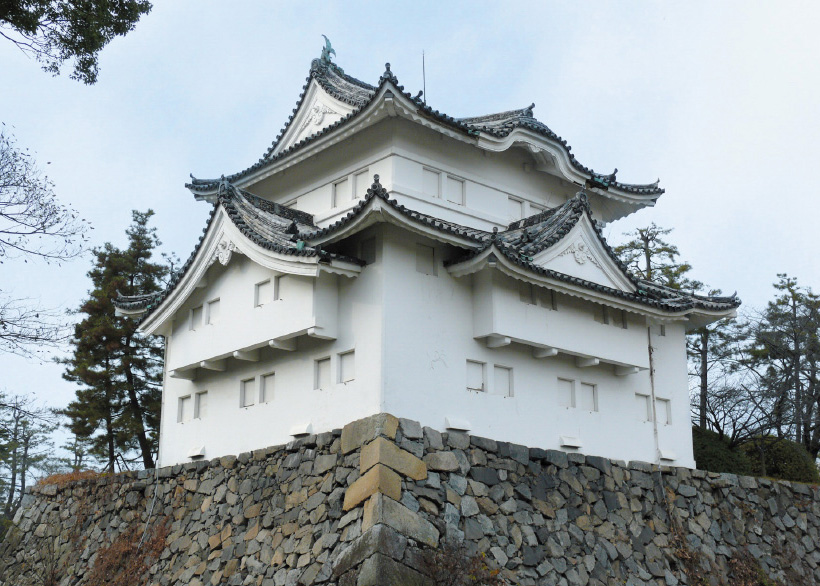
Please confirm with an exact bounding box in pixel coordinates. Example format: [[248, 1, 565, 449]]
[[614, 223, 694, 288], [61, 210, 169, 471]]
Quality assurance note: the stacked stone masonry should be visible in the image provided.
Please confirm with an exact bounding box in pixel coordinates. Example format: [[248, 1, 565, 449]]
[[2, 413, 820, 585]]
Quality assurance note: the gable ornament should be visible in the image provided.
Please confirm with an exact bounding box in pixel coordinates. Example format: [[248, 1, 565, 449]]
[[558, 241, 601, 268], [299, 103, 339, 133], [211, 240, 238, 266]]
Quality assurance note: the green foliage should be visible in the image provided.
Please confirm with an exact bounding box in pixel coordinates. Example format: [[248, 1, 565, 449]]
[[613, 223, 696, 289], [0, 0, 152, 84], [60, 210, 170, 471], [740, 436, 820, 484], [692, 426, 752, 476]]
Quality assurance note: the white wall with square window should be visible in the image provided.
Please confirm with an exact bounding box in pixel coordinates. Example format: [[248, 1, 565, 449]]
[[240, 378, 256, 408], [354, 170, 370, 199], [579, 382, 598, 412], [315, 357, 331, 390], [557, 378, 575, 408], [422, 168, 440, 198], [178, 395, 192, 423], [206, 298, 220, 325], [333, 177, 350, 207], [190, 306, 203, 331], [445, 176, 464, 205], [493, 365, 513, 397], [655, 398, 672, 425], [194, 391, 208, 419], [466, 360, 485, 392], [339, 351, 355, 383], [261, 373, 275, 403], [635, 393, 652, 422], [254, 279, 272, 307], [415, 244, 436, 275]]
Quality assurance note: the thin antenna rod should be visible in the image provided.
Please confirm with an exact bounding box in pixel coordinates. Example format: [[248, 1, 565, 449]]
[[422, 51, 427, 105]]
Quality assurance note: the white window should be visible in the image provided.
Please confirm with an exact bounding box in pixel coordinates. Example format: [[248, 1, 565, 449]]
[[354, 169, 370, 199], [261, 373, 275, 403], [333, 177, 350, 207], [557, 378, 575, 408], [415, 243, 436, 276], [466, 360, 485, 392], [189, 305, 203, 331], [315, 357, 331, 390], [539, 289, 558, 310], [635, 393, 652, 422], [178, 395, 192, 423], [508, 197, 524, 221], [493, 365, 513, 397], [655, 398, 672, 425], [518, 281, 536, 305], [579, 383, 598, 412], [445, 176, 464, 205], [339, 351, 355, 383], [255, 279, 272, 307], [423, 168, 440, 198], [240, 378, 256, 408], [206, 298, 220, 325], [360, 237, 376, 265], [194, 391, 208, 419]]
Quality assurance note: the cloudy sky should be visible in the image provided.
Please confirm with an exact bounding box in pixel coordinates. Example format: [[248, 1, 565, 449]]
[[1, 1, 819, 424]]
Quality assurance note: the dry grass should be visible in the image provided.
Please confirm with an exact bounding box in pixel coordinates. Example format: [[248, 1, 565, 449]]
[[36, 470, 100, 486]]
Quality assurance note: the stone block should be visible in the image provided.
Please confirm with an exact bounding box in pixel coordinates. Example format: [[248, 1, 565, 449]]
[[342, 414, 400, 454], [332, 524, 407, 577], [423, 452, 459, 472], [313, 454, 338, 475], [343, 464, 402, 511], [399, 418, 423, 439], [363, 494, 439, 547], [356, 553, 432, 586], [361, 437, 427, 481]]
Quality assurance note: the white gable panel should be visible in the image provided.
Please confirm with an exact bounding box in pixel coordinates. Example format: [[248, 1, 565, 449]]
[[532, 216, 635, 293], [274, 81, 357, 156]]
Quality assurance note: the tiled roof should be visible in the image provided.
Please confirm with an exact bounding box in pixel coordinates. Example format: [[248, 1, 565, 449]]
[[187, 47, 662, 197], [113, 181, 363, 315]]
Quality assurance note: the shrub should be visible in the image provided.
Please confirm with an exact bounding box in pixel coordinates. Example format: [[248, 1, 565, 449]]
[[692, 426, 752, 476], [741, 436, 820, 484]]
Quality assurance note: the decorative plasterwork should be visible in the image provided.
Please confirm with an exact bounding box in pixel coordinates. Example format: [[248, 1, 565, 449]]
[[210, 240, 241, 266], [273, 81, 355, 156], [557, 240, 601, 268]]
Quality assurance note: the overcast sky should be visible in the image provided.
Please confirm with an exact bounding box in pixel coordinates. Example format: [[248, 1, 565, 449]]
[[1, 1, 819, 427]]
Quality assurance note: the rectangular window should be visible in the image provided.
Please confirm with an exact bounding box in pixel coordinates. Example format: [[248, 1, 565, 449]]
[[360, 237, 376, 265], [354, 169, 370, 199], [194, 391, 208, 419], [261, 373, 275, 403], [333, 177, 350, 207], [557, 378, 575, 408], [508, 197, 524, 221], [178, 395, 192, 423], [315, 357, 331, 390], [423, 168, 440, 198], [579, 382, 598, 412], [601, 306, 610, 325], [445, 176, 465, 205], [415, 243, 436, 275], [240, 378, 256, 408], [635, 393, 652, 422], [659, 324, 666, 337], [255, 279, 272, 307], [539, 289, 558, 310], [618, 309, 628, 329], [466, 360, 485, 392], [518, 281, 536, 305], [190, 305, 203, 331], [493, 365, 513, 397], [206, 298, 220, 325], [656, 398, 672, 425], [339, 351, 355, 383]]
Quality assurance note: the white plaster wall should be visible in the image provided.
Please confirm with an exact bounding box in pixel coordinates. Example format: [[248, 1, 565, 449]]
[[157, 232, 386, 467], [378, 226, 696, 467]]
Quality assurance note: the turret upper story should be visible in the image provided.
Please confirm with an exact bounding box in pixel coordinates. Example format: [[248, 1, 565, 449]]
[[186, 42, 664, 232]]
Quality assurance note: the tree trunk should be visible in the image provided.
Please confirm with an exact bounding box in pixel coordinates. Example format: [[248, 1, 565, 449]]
[[122, 334, 155, 469]]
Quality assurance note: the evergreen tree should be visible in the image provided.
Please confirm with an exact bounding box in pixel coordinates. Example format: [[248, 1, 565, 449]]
[[61, 210, 168, 471], [614, 223, 694, 288]]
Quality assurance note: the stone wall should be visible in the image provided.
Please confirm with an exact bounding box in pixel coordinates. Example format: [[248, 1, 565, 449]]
[[2, 413, 820, 586]]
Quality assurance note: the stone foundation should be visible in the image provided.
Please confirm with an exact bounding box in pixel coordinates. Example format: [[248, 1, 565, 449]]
[[2, 413, 820, 585]]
